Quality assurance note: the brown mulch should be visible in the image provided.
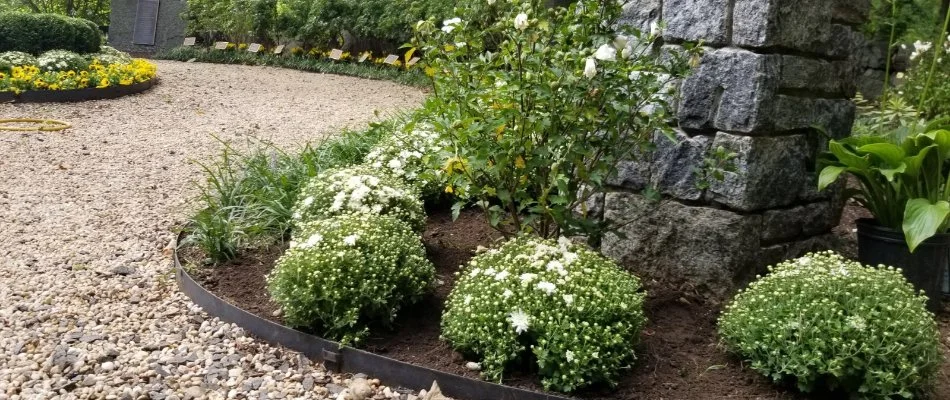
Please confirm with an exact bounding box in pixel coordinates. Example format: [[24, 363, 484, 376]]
[[182, 206, 950, 399]]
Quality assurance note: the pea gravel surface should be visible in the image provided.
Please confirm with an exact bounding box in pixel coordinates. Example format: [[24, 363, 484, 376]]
[[0, 60, 429, 400]]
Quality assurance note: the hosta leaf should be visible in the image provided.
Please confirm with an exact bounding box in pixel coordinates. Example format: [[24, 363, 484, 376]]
[[829, 141, 870, 170], [903, 199, 950, 253], [857, 142, 905, 166], [818, 166, 846, 191]]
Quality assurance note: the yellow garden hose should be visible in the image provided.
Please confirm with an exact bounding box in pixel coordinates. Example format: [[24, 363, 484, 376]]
[[0, 118, 71, 132]]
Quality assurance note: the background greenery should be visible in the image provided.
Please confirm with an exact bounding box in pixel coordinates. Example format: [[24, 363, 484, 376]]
[[0, 0, 109, 27]]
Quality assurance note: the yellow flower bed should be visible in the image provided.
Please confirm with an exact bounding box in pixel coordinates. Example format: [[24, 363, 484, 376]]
[[0, 59, 157, 94]]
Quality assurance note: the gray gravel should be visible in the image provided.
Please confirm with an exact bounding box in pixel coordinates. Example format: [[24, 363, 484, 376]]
[[0, 60, 427, 399]]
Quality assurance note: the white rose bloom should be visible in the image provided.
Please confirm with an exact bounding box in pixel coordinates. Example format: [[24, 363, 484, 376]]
[[594, 44, 616, 61], [583, 58, 597, 79], [514, 13, 529, 31]]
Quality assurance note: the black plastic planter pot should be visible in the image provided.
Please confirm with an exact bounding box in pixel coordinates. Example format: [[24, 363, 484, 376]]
[[174, 236, 572, 400], [857, 219, 950, 311]]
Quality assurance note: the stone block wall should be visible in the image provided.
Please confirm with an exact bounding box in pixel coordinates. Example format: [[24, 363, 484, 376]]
[[603, 0, 869, 293], [109, 0, 187, 54]]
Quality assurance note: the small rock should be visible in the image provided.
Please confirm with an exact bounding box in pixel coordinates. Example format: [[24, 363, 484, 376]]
[[327, 383, 346, 395], [111, 265, 134, 276], [464, 362, 481, 371], [100, 361, 115, 371]]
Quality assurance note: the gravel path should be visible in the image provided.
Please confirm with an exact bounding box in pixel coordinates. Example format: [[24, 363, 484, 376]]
[[0, 60, 426, 400]]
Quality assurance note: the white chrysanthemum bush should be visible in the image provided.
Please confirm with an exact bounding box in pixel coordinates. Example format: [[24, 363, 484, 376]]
[[718, 252, 941, 398], [0, 51, 37, 72], [364, 119, 450, 198], [37, 49, 88, 72], [267, 213, 435, 343], [441, 236, 647, 392], [292, 165, 426, 232]]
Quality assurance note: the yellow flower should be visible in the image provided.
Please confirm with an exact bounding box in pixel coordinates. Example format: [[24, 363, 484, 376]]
[[97, 78, 110, 88]]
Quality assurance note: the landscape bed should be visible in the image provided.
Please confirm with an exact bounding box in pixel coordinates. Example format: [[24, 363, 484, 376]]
[[176, 206, 950, 400], [0, 78, 157, 103]]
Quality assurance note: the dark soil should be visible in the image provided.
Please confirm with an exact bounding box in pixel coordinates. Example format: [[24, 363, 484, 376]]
[[183, 207, 950, 400]]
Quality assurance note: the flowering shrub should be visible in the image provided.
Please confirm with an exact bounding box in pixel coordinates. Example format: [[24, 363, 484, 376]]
[[0, 51, 37, 72], [267, 213, 434, 342], [719, 252, 941, 398], [292, 165, 426, 231], [412, 0, 695, 238], [364, 120, 448, 198], [441, 236, 647, 392], [0, 59, 156, 93], [901, 36, 950, 118], [37, 50, 89, 72], [89, 46, 133, 66]]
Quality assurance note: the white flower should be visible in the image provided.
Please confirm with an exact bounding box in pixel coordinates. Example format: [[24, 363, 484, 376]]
[[562, 294, 574, 305], [520, 273, 537, 283], [487, 0, 495, 4], [562, 252, 578, 266], [509, 310, 530, 334], [650, 20, 661, 36], [387, 159, 403, 170], [594, 44, 617, 61], [342, 234, 359, 246], [300, 196, 314, 208], [557, 236, 572, 249], [537, 281, 557, 295], [613, 35, 629, 50], [846, 315, 867, 331], [514, 13, 529, 31], [502, 289, 513, 298], [583, 58, 597, 79], [442, 17, 462, 33], [300, 233, 323, 249], [565, 350, 575, 363], [463, 295, 472, 305], [546, 260, 564, 273], [494, 270, 510, 281]]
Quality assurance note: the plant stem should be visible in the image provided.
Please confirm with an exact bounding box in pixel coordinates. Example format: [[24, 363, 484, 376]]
[[917, 4, 950, 118], [881, 0, 899, 113]]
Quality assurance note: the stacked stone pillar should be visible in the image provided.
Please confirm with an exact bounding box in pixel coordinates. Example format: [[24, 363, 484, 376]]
[[603, 0, 870, 292]]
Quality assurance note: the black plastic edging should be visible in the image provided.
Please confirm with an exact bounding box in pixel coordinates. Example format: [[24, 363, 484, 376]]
[[174, 240, 573, 400], [5, 78, 157, 103]]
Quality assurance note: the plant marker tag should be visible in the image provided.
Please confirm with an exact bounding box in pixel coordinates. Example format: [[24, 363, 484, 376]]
[[358, 53, 370, 63], [384, 55, 399, 65], [214, 41, 229, 50], [183, 37, 196, 46], [273, 45, 285, 54], [248, 43, 262, 53], [407, 57, 421, 66], [329, 49, 344, 60]]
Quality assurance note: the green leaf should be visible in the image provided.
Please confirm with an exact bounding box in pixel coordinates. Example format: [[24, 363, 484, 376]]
[[829, 141, 870, 170], [902, 199, 950, 253], [818, 166, 847, 191], [873, 164, 907, 182], [857, 142, 905, 166]]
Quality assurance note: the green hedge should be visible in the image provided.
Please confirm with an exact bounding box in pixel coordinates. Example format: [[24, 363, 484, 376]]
[[0, 13, 102, 55]]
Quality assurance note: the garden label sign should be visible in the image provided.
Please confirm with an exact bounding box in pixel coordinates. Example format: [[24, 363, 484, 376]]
[[248, 43, 262, 53], [358, 53, 370, 63], [214, 41, 229, 50], [273, 45, 285, 55], [384, 55, 399, 65], [183, 37, 196, 46], [329, 49, 344, 60], [407, 57, 421, 67]]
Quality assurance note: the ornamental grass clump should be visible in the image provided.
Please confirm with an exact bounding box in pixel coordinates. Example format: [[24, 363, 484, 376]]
[[441, 236, 647, 392], [719, 252, 941, 398], [364, 120, 448, 198], [267, 213, 434, 342], [292, 165, 426, 232]]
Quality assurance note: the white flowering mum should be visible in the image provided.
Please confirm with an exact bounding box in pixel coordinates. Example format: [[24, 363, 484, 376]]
[[268, 213, 434, 342], [36, 50, 88, 72], [292, 165, 426, 232], [0, 51, 37, 72], [87, 46, 133, 66], [363, 123, 448, 198], [719, 252, 940, 398], [441, 236, 646, 392]]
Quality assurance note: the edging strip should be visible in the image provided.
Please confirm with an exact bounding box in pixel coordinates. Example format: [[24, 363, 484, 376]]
[[1, 78, 157, 103], [174, 243, 572, 400]]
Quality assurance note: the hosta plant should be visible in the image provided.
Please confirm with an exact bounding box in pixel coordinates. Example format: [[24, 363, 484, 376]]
[[412, 0, 695, 238], [818, 128, 950, 251], [719, 252, 941, 398], [37, 50, 88, 72], [267, 213, 434, 343], [441, 235, 647, 392], [291, 165, 426, 232], [364, 119, 449, 198]]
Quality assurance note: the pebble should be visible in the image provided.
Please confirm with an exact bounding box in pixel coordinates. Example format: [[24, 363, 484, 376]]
[[0, 61, 425, 400]]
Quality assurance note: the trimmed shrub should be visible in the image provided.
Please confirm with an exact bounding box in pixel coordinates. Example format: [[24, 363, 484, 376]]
[[441, 236, 647, 392], [0, 52, 37, 73], [37, 50, 89, 72], [292, 165, 426, 232], [0, 13, 102, 55], [267, 213, 434, 342], [719, 252, 941, 398], [364, 121, 448, 198]]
